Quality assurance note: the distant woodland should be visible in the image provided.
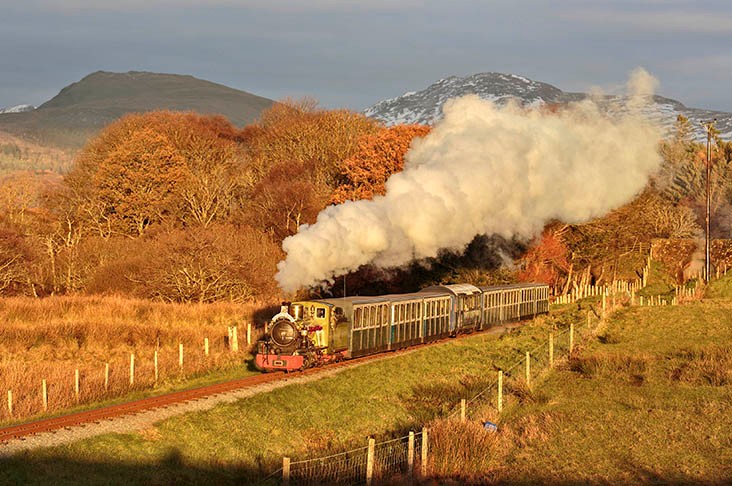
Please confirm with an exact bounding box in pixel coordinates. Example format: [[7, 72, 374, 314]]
[[1, 101, 731, 302]]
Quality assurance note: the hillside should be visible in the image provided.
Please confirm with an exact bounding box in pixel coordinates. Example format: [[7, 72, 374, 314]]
[[0, 71, 274, 149], [1, 285, 729, 483], [365, 72, 732, 141], [0, 130, 73, 173]]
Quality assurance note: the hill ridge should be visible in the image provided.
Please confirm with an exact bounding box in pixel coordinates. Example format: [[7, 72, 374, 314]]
[[365, 72, 732, 140], [0, 71, 274, 148]]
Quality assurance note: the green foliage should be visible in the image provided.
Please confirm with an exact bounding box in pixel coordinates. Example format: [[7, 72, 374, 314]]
[[705, 272, 732, 299]]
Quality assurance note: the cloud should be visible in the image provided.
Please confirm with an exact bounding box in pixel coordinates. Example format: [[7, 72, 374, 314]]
[[668, 54, 732, 78], [23, 0, 423, 13], [562, 9, 732, 34]]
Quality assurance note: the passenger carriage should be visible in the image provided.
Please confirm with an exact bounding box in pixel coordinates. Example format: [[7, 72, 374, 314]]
[[420, 284, 482, 334]]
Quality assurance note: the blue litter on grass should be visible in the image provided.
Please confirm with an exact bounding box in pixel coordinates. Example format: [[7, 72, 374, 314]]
[[483, 421, 498, 432]]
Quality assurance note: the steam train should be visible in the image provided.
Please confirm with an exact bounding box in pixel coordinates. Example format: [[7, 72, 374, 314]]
[[254, 283, 549, 372]]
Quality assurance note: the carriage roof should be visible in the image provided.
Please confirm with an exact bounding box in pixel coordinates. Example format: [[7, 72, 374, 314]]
[[479, 283, 548, 292], [419, 283, 481, 296]]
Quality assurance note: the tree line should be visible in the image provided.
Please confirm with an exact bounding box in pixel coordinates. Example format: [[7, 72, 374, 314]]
[[0, 101, 430, 301], [1, 106, 730, 302]]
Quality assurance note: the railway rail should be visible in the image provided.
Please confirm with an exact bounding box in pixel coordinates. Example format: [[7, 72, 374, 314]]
[[0, 321, 523, 445]]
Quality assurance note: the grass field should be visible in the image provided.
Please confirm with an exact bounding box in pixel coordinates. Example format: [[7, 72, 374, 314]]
[[0, 296, 268, 424], [0, 307, 584, 485], [1, 279, 730, 484], [427, 277, 732, 484]]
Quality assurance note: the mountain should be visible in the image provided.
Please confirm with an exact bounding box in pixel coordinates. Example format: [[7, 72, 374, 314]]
[[365, 72, 732, 141], [0, 71, 274, 148], [0, 104, 35, 114]]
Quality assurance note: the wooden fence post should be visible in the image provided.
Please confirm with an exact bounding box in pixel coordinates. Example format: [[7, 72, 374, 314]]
[[549, 333, 554, 368], [232, 326, 239, 353], [179, 343, 184, 370], [227, 327, 233, 351], [408, 431, 415, 482], [497, 370, 503, 413], [7, 390, 12, 417], [421, 428, 428, 478], [460, 398, 466, 422], [204, 338, 209, 357], [569, 324, 574, 354], [104, 363, 109, 392], [525, 351, 531, 387], [282, 457, 290, 486], [130, 353, 135, 386], [602, 293, 607, 319], [42, 379, 48, 412], [154, 350, 159, 384], [75, 368, 80, 402], [247, 323, 252, 346], [366, 437, 375, 486]]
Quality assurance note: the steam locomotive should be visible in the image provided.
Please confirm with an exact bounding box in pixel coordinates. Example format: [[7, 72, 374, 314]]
[[254, 283, 549, 372]]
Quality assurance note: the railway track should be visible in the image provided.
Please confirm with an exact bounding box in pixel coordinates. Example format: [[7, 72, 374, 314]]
[[0, 321, 524, 445]]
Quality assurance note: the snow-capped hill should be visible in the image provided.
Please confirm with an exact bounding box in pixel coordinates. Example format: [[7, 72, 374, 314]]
[[364, 73, 575, 126], [0, 104, 34, 114], [365, 72, 732, 141]]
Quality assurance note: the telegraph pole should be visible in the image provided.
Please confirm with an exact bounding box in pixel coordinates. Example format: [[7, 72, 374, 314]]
[[703, 119, 716, 282]]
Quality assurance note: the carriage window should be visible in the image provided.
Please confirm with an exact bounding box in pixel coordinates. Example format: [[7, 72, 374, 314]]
[[316, 308, 326, 318], [354, 308, 362, 329]]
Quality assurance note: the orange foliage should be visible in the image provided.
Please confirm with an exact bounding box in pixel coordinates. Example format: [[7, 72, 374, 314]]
[[517, 229, 570, 287], [247, 160, 330, 240], [712, 240, 732, 270], [66, 111, 243, 236], [331, 124, 431, 204], [241, 99, 380, 188], [651, 239, 697, 283]]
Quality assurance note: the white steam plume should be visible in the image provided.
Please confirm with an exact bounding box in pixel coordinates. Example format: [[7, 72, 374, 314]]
[[276, 71, 662, 292]]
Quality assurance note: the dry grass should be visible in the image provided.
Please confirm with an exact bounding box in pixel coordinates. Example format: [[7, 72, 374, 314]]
[[0, 295, 267, 422], [670, 345, 732, 386], [427, 418, 504, 483]]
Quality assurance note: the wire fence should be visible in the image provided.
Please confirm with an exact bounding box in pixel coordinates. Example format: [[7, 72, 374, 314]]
[[260, 432, 425, 486], [2, 324, 264, 422]]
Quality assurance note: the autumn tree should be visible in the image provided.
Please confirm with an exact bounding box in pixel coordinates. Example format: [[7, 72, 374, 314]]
[[241, 99, 380, 190], [65, 111, 244, 237], [247, 160, 330, 240], [86, 224, 282, 303], [331, 124, 431, 204], [517, 227, 570, 289], [562, 188, 701, 287], [0, 226, 34, 294], [659, 115, 732, 237]]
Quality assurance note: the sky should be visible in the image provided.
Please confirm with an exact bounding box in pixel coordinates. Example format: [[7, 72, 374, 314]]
[[2, 0, 732, 112]]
